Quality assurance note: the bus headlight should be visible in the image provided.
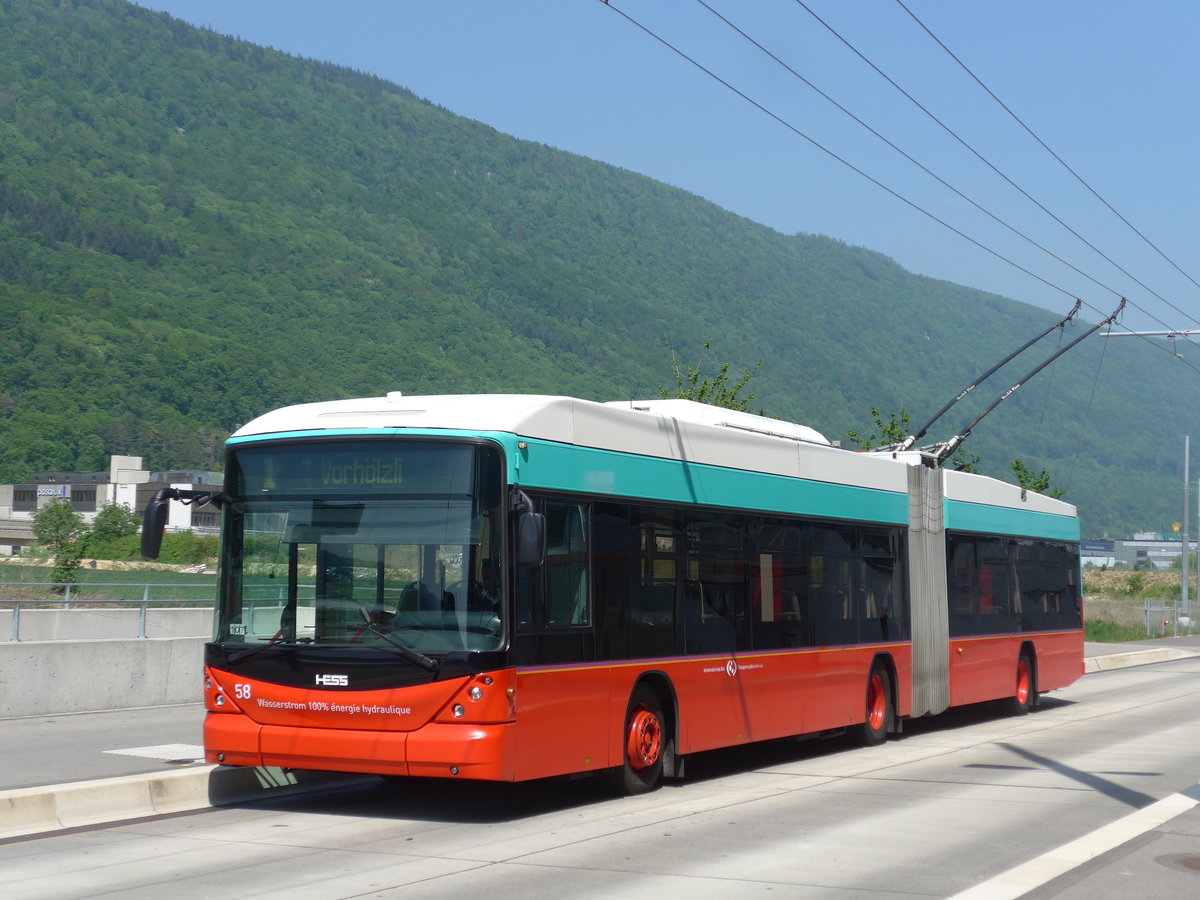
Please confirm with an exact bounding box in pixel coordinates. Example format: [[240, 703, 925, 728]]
[[435, 671, 516, 724]]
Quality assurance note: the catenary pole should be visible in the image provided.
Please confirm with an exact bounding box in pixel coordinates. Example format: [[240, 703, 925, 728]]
[[1184, 436, 1190, 625]]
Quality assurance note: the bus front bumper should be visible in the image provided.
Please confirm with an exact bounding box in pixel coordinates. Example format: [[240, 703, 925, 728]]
[[205, 713, 518, 781]]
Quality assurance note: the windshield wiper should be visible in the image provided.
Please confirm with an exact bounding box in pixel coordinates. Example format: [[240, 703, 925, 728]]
[[358, 622, 440, 674]]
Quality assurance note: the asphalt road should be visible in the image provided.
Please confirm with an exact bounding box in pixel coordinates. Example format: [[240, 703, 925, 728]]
[[0, 703, 205, 791]]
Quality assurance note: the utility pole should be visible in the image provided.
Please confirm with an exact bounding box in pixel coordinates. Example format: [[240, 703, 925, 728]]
[[1184, 436, 1190, 625], [1192, 469, 1200, 629], [1107, 330, 1199, 627], [1193, 474, 1200, 631]]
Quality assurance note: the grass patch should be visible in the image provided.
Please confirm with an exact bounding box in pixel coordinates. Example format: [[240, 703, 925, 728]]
[[1084, 619, 1151, 643], [0, 564, 215, 585], [0, 563, 217, 605]]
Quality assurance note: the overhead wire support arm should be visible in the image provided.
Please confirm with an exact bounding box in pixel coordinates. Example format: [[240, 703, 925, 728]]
[[1102, 329, 1200, 337], [932, 299, 1126, 465], [1101, 327, 1200, 359], [895, 300, 1081, 452]]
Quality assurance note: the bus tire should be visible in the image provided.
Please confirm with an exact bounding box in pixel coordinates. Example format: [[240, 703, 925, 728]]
[[612, 684, 666, 794], [857, 665, 892, 746], [1009, 651, 1035, 716]]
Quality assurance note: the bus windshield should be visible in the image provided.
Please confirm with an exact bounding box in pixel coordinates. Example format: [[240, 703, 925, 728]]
[[217, 440, 506, 655]]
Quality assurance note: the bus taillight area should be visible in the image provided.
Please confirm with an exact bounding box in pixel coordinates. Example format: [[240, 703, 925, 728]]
[[201, 665, 520, 780]]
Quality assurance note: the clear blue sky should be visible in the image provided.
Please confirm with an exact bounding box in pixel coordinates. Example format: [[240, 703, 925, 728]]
[[137, 1, 1200, 332]]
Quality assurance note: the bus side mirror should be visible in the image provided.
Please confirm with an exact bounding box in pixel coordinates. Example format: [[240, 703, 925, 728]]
[[516, 511, 545, 568], [141, 489, 173, 559], [140, 488, 228, 559]]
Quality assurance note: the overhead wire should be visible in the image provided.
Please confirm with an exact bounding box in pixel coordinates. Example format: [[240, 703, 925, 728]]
[[790, 0, 1199, 335], [691, 0, 1200, 352], [895, 0, 1200, 299], [811, 0, 1200, 460], [599, 1, 1079, 302], [876, 0, 1200, 451], [694, 0, 1159, 322], [598, 1, 1200, 378]]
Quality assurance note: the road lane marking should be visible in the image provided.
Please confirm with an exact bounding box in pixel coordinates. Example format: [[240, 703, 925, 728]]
[[950, 783, 1200, 899], [103, 743, 204, 760]]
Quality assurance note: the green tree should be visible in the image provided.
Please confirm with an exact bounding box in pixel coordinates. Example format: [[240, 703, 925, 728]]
[[660, 340, 763, 412], [947, 448, 980, 474], [847, 408, 978, 471], [1010, 459, 1065, 498], [31, 497, 87, 590], [87, 502, 142, 556], [846, 407, 910, 451], [89, 502, 141, 542]]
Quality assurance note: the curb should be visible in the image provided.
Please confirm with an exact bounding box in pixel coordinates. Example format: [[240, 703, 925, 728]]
[[0, 765, 376, 841], [1084, 646, 1200, 674]]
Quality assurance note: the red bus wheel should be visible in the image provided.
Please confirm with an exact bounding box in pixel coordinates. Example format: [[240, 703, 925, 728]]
[[1009, 652, 1035, 716], [857, 666, 891, 746], [613, 685, 666, 794]]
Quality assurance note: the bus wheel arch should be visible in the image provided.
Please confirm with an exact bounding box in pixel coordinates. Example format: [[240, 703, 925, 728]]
[[611, 673, 678, 794], [856, 654, 896, 746]]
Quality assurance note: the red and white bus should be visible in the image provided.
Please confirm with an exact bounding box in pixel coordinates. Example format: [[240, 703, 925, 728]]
[[143, 394, 1083, 792]]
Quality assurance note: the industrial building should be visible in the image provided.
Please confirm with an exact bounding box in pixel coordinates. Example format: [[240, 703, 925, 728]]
[[0, 455, 221, 554]]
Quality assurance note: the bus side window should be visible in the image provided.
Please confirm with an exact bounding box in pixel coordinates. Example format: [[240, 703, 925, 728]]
[[946, 537, 978, 636], [516, 563, 542, 629], [1015, 540, 1079, 631], [546, 501, 589, 626], [752, 520, 810, 649], [859, 527, 900, 642], [810, 524, 857, 645], [520, 498, 590, 630], [685, 515, 748, 653], [632, 508, 680, 658], [592, 502, 631, 659]]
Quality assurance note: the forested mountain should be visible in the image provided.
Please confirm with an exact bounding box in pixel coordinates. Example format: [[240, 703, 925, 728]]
[[1, 0, 1197, 537]]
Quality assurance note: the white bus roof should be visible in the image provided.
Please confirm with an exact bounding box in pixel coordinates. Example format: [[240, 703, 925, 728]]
[[234, 393, 831, 447], [232, 393, 1076, 518]]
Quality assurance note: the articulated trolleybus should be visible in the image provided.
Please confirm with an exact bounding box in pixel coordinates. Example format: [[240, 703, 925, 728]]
[[144, 393, 1082, 793]]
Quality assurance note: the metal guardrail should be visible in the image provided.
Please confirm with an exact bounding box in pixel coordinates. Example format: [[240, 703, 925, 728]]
[[1, 583, 215, 642]]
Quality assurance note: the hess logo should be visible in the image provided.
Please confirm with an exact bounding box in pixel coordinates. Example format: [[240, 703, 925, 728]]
[[315, 674, 349, 687]]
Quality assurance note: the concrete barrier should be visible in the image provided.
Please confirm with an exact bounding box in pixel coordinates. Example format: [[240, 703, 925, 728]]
[[0, 607, 211, 641], [0, 637, 205, 716]]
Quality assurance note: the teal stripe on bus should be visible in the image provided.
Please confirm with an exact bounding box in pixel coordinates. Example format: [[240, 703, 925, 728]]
[[228, 428, 909, 524], [514, 437, 909, 523], [945, 498, 1080, 542]]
